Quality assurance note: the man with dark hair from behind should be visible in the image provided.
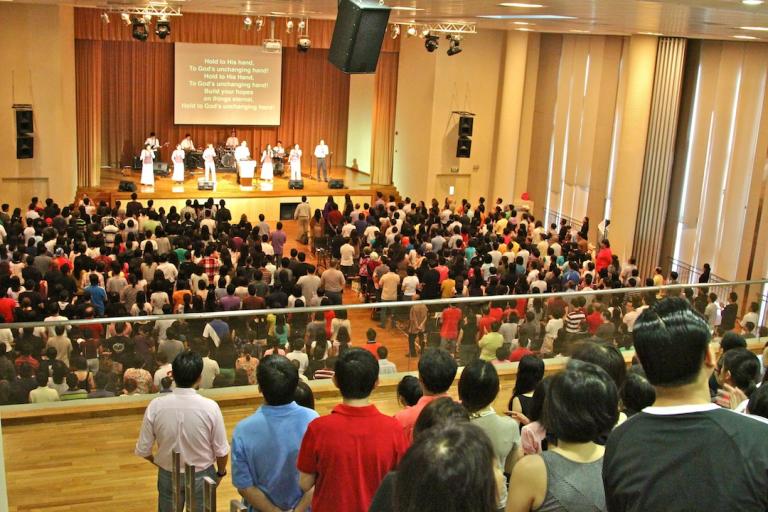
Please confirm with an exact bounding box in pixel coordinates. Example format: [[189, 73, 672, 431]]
[[297, 348, 408, 512], [231, 355, 318, 512], [395, 347, 458, 442], [603, 298, 768, 512], [135, 351, 230, 512]]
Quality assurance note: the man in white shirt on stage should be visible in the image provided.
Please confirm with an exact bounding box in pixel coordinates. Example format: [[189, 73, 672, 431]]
[[135, 351, 229, 512], [145, 132, 161, 158], [314, 139, 330, 182], [273, 140, 286, 176], [225, 129, 239, 149], [180, 134, 196, 170], [202, 144, 217, 185], [234, 141, 251, 184]]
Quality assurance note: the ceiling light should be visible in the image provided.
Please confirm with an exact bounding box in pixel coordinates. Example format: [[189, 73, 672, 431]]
[[270, 11, 287, 15], [570, 29, 590, 33], [391, 24, 401, 38], [406, 25, 417, 36], [298, 19, 306, 30], [391, 6, 425, 11], [131, 19, 149, 41], [447, 35, 462, 56], [742, 0, 764, 5], [734, 34, 758, 39], [101, 12, 110, 24], [298, 37, 311, 52], [155, 16, 170, 39], [513, 21, 531, 25], [286, 19, 294, 33], [739, 26, 768, 31], [638, 31, 663, 36], [425, 34, 439, 52], [477, 14, 576, 19], [243, 16, 252, 29], [517, 28, 533, 31], [499, 2, 544, 7]]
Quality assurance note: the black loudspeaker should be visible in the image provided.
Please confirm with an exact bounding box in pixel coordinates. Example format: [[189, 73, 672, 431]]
[[329, 0, 391, 73], [17, 137, 34, 159], [457, 136, 472, 158], [289, 179, 304, 190], [118, 180, 136, 192], [328, 179, 345, 189], [459, 116, 474, 137], [16, 110, 33, 135], [197, 179, 214, 191], [153, 162, 169, 175]]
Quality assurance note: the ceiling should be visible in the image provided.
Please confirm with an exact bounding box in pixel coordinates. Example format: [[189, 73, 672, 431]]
[[11, 0, 768, 41]]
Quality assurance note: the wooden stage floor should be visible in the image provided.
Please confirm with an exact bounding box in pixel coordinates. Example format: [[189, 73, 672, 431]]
[[89, 165, 380, 201]]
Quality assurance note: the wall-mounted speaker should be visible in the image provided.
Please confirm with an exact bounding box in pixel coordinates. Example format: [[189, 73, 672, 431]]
[[17, 137, 34, 159], [15, 110, 33, 135], [459, 116, 474, 137], [329, 0, 391, 73], [457, 136, 472, 159]]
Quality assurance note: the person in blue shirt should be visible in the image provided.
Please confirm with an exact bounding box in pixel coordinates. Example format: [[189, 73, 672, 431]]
[[231, 355, 318, 512], [84, 274, 107, 316]]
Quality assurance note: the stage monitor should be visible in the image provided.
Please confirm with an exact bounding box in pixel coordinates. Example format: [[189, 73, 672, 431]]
[[174, 42, 282, 125]]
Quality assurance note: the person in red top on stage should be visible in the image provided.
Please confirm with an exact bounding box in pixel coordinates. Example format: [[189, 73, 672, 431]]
[[440, 304, 462, 351], [361, 328, 382, 359], [595, 239, 613, 274], [394, 348, 458, 443], [297, 348, 408, 512]]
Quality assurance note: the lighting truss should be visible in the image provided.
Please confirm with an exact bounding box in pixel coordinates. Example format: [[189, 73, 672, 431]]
[[108, 2, 183, 18], [392, 21, 477, 35]]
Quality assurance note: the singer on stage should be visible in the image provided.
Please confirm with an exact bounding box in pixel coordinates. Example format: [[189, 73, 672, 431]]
[[290, 144, 303, 181], [203, 144, 217, 185], [171, 145, 185, 184], [314, 139, 330, 182], [140, 144, 155, 188]]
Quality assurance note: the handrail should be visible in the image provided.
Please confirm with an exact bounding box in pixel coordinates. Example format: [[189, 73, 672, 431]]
[[543, 207, 584, 231], [2, 279, 766, 330]]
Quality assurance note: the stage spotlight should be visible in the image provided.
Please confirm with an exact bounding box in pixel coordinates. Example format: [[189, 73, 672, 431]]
[[406, 25, 417, 37], [121, 12, 132, 25], [131, 18, 149, 41], [243, 16, 253, 29], [447, 35, 462, 56], [155, 16, 171, 39], [255, 17, 264, 31], [298, 19, 306, 30], [286, 19, 294, 33], [421, 28, 430, 38], [391, 24, 400, 38], [298, 37, 311, 52], [101, 12, 110, 24], [425, 34, 439, 52]]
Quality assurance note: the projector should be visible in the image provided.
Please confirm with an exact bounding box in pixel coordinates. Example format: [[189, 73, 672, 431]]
[[263, 39, 283, 52]]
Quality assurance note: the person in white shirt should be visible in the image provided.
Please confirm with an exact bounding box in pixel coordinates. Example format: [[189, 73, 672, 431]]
[[289, 144, 303, 181], [170, 145, 184, 183], [202, 144, 217, 184], [180, 134, 195, 152], [339, 239, 356, 276], [225, 129, 239, 149], [200, 351, 221, 389], [377, 346, 398, 375], [234, 140, 250, 162], [286, 340, 309, 375], [144, 132, 161, 159], [293, 196, 311, 242], [260, 144, 274, 182], [401, 268, 420, 299], [314, 139, 330, 182], [273, 140, 286, 175], [135, 352, 229, 512], [140, 144, 155, 187]]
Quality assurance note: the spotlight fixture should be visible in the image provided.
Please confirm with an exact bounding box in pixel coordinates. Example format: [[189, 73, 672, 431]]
[[298, 36, 312, 52], [286, 19, 294, 33], [121, 12, 132, 25], [425, 34, 439, 52], [298, 19, 306, 30], [255, 17, 264, 31], [421, 28, 430, 38], [101, 12, 110, 24], [391, 24, 400, 38], [131, 18, 149, 41], [155, 16, 171, 39], [243, 16, 253, 29], [446, 35, 462, 56], [406, 25, 417, 36]]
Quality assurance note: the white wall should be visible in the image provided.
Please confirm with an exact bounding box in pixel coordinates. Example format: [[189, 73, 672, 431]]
[[0, 4, 78, 208], [345, 74, 375, 174], [392, 30, 506, 203]]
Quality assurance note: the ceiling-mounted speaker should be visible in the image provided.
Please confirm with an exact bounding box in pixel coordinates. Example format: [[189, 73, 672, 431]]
[[329, 0, 391, 73]]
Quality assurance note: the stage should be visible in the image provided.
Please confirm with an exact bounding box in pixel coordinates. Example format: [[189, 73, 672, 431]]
[[78, 166, 395, 222]]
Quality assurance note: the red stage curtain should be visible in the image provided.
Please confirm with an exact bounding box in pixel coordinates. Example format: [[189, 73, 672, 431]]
[[75, 39, 103, 186]]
